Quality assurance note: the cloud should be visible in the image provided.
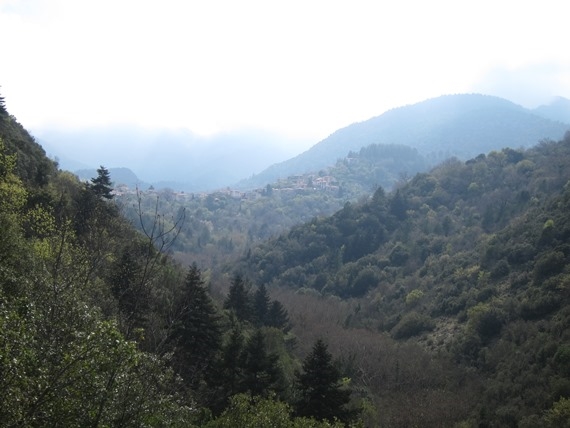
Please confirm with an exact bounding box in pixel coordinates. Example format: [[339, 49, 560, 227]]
[[472, 62, 570, 108], [2, 0, 570, 140]]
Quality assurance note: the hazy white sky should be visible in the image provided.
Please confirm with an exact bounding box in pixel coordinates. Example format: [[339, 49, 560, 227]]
[[1, 0, 569, 142]]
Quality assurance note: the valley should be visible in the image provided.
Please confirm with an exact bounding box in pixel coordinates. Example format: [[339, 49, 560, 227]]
[[1, 91, 570, 427]]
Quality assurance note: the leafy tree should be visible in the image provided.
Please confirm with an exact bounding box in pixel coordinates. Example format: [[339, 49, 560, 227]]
[[90, 165, 114, 199], [543, 397, 570, 428], [0, 138, 29, 295], [224, 274, 252, 322], [295, 339, 354, 424], [205, 394, 347, 428]]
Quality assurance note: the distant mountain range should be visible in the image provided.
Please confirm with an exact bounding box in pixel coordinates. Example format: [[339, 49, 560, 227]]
[[37, 94, 570, 193], [37, 126, 310, 192], [238, 94, 570, 189]]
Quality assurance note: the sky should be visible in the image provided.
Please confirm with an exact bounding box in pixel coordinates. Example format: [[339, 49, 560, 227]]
[[1, 0, 569, 149]]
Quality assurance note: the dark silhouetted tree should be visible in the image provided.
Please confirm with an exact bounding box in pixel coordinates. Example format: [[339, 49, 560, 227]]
[[210, 326, 245, 413], [389, 189, 407, 220], [266, 300, 291, 332], [253, 284, 270, 326], [224, 274, 251, 322], [295, 339, 354, 424], [171, 264, 221, 388], [240, 329, 283, 397], [90, 165, 113, 199], [109, 249, 149, 335]]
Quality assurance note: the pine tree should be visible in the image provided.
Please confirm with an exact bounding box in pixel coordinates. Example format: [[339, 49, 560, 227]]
[[223, 274, 251, 322], [266, 300, 291, 332], [172, 264, 221, 387], [90, 165, 113, 199], [295, 339, 354, 424], [109, 249, 149, 333], [240, 329, 283, 397], [210, 326, 245, 414], [253, 284, 270, 326]]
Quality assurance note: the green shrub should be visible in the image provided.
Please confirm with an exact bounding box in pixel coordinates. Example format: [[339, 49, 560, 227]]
[[391, 312, 434, 339]]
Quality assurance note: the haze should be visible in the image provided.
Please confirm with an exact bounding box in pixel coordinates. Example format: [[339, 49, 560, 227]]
[[1, 0, 569, 182]]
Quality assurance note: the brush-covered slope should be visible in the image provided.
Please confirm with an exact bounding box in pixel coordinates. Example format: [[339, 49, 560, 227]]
[[0, 96, 196, 425], [238, 133, 570, 426], [0, 103, 57, 186], [240, 94, 569, 188]]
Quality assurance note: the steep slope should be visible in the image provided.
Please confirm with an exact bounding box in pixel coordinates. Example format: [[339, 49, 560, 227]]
[[238, 134, 570, 425], [0, 95, 197, 425], [0, 105, 57, 186], [1, 93, 365, 427], [240, 94, 569, 188]]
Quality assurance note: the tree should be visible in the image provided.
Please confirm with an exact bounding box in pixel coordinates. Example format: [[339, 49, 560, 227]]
[[389, 189, 407, 220], [543, 397, 570, 427], [171, 264, 221, 387], [109, 248, 149, 335], [253, 284, 271, 326], [224, 274, 252, 322], [0, 88, 6, 115], [210, 326, 245, 413], [295, 339, 354, 424], [90, 165, 114, 199], [266, 300, 291, 332], [240, 329, 283, 397], [205, 394, 345, 428]]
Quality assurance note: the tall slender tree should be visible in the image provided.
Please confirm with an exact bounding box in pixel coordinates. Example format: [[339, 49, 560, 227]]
[[253, 284, 270, 326], [266, 300, 291, 332], [240, 329, 283, 397], [210, 326, 245, 414], [171, 264, 221, 387], [90, 165, 114, 199], [295, 339, 354, 424], [109, 248, 149, 335], [223, 274, 251, 322]]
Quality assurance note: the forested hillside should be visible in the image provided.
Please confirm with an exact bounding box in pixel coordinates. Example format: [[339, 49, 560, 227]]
[[0, 95, 363, 427], [240, 94, 569, 189], [237, 134, 570, 426], [3, 88, 570, 427], [117, 143, 427, 268]]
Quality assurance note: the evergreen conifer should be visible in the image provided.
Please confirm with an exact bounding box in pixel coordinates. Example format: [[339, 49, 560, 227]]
[[295, 339, 354, 424]]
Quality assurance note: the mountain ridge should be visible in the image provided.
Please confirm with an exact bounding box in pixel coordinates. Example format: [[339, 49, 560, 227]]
[[238, 94, 569, 189]]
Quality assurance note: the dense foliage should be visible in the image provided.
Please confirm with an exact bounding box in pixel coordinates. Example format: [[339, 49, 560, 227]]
[[0, 99, 361, 426], [116, 143, 427, 269], [3, 89, 570, 426], [237, 133, 570, 426]]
